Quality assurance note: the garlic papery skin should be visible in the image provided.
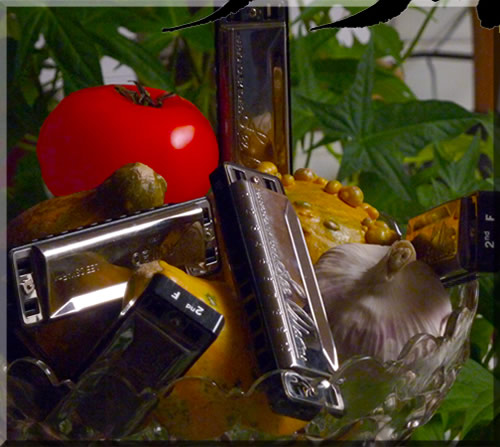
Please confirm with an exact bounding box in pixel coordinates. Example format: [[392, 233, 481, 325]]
[[315, 240, 452, 364]]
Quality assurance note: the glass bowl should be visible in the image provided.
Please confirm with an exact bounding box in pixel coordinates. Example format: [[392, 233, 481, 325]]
[[6, 280, 478, 442]]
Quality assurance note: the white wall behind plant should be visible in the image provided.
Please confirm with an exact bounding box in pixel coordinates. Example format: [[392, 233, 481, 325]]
[[295, 6, 474, 178], [393, 7, 474, 110]]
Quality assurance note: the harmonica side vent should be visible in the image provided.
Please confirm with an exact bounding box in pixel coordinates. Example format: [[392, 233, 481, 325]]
[[205, 247, 218, 265], [264, 178, 278, 192], [234, 169, 247, 181], [13, 252, 43, 324], [202, 206, 212, 225]]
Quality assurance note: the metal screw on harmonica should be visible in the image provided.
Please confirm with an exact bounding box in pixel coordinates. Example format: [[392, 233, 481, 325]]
[[210, 162, 344, 421]]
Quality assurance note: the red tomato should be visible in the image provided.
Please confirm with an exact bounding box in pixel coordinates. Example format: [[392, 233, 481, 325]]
[[36, 85, 219, 203]]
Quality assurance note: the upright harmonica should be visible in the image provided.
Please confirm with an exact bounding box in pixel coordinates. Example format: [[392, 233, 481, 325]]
[[215, 5, 291, 174], [406, 190, 498, 286], [9, 197, 219, 327], [210, 162, 344, 421]]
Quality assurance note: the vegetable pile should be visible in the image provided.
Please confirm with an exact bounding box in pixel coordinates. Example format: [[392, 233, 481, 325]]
[[9, 85, 454, 441]]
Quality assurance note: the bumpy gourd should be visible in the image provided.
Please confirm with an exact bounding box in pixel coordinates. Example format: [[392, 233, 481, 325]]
[[257, 163, 398, 263], [7, 162, 167, 248]]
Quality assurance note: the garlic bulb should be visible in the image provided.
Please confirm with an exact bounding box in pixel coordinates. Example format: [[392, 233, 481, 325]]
[[315, 240, 452, 363]]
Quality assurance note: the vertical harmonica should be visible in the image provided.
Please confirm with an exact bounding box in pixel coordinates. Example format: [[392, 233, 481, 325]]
[[215, 5, 292, 174], [9, 198, 219, 327], [406, 190, 498, 286], [210, 162, 344, 421]]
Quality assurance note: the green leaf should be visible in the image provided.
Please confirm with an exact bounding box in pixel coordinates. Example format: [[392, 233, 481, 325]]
[[416, 180, 451, 209], [406, 133, 492, 166], [156, 6, 196, 31], [436, 359, 499, 438], [477, 274, 497, 325], [346, 39, 375, 136], [86, 25, 174, 91], [292, 33, 323, 98], [410, 414, 445, 441], [291, 92, 319, 152], [7, 81, 55, 153], [81, 7, 165, 33], [7, 151, 47, 221], [12, 8, 47, 80], [413, 134, 491, 210], [292, 3, 331, 27], [311, 58, 414, 103], [371, 23, 403, 62], [372, 72, 415, 103], [44, 8, 103, 93], [433, 132, 481, 195], [297, 40, 375, 138], [469, 316, 494, 365], [139, 31, 176, 58], [179, 7, 215, 53], [462, 390, 498, 437], [364, 142, 417, 200], [371, 100, 481, 157], [311, 58, 359, 96]]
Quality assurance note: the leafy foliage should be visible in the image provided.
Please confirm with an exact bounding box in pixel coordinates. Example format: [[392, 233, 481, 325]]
[[298, 41, 485, 203], [412, 359, 499, 441]]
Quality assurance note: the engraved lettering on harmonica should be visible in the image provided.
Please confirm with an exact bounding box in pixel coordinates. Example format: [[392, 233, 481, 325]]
[[238, 114, 269, 147], [253, 186, 311, 362], [55, 263, 100, 282], [234, 32, 270, 154]]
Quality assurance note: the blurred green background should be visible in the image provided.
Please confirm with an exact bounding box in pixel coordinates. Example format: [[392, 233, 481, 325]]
[[6, 4, 498, 442]]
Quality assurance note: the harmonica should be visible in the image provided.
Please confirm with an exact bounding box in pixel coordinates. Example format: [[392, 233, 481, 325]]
[[215, 5, 291, 174], [43, 274, 224, 439], [210, 162, 344, 421], [406, 190, 498, 286], [9, 198, 219, 327]]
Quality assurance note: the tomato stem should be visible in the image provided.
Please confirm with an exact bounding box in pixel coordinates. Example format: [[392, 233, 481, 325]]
[[115, 82, 174, 108]]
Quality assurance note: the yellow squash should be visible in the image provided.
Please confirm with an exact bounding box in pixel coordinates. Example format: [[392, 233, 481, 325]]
[[129, 261, 308, 439], [8, 162, 167, 248]]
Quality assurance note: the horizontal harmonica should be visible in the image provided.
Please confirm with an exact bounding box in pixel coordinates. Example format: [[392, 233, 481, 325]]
[[406, 190, 498, 286], [9, 198, 219, 327], [210, 162, 344, 421]]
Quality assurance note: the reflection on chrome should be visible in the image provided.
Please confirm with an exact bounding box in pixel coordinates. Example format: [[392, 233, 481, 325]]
[[42, 209, 199, 259], [50, 282, 128, 318]]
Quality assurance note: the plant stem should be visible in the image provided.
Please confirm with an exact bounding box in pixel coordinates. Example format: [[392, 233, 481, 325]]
[[304, 131, 314, 168], [399, 8, 437, 66]]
